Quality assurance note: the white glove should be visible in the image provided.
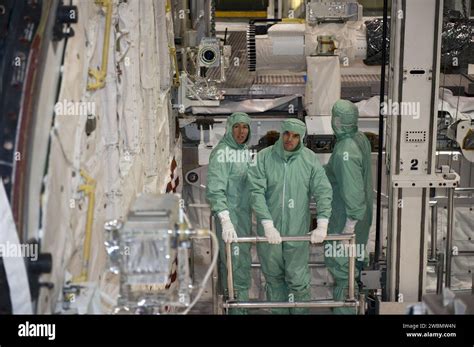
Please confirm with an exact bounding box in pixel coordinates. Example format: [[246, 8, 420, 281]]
[[310, 219, 329, 244], [218, 211, 238, 243], [343, 218, 357, 234], [261, 220, 282, 244]]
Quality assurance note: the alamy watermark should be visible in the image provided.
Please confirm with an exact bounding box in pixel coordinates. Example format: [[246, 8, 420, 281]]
[[381, 100, 420, 118], [216, 147, 257, 166], [18, 321, 55, 340], [324, 241, 365, 261], [54, 99, 96, 117], [0, 241, 38, 261]]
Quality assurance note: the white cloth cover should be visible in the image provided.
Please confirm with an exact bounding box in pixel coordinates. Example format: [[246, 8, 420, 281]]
[[305, 55, 341, 116], [0, 183, 33, 313]]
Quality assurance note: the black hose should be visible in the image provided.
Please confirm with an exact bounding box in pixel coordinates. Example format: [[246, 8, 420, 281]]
[[374, 0, 389, 267]]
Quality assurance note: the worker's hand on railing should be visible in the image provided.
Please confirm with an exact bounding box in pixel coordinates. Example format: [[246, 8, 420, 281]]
[[262, 220, 282, 244], [310, 219, 329, 244], [218, 210, 238, 243], [343, 218, 357, 234]]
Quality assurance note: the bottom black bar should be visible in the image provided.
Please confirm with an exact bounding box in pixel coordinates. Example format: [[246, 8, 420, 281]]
[[0, 314, 473, 345]]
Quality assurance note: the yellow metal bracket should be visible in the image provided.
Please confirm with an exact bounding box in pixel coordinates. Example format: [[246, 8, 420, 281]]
[[169, 46, 180, 87], [73, 170, 96, 283], [282, 18, 305, 24], [166, 0, 180, 87], [87, 0, 113, 91]]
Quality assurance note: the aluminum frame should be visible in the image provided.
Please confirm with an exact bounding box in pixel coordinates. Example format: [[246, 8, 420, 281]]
[[221, 234, 362, 314]]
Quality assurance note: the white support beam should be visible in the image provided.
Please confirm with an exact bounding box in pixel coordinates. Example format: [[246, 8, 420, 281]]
[[386, 0, 445, 302]]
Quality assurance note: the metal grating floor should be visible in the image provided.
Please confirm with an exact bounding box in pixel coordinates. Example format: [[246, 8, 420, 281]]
[[254, 74, 305, 85], [209, 31, 254, 88]]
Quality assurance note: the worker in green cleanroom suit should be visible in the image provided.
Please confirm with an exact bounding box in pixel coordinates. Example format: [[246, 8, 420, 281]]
[[206, 112, 253, 315], [325, 100, 373, 315], [248, 118, 333, 314]]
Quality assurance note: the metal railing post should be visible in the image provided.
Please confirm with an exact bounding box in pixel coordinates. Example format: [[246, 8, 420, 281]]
[[430, 201, 438, 261], [348, 234, 356, 301], [445, 188, 455, 288], [436, 252, 444, 295], [210, 215, 219, 314], [226, 242, 234, 300]]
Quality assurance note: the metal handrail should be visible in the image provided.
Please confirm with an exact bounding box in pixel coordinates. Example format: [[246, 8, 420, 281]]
[[429, 187, 470, 290], [446, 188, 455, 288], [224, 234, 359, 312]]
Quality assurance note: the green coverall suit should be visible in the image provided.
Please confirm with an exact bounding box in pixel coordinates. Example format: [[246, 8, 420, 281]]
[[206, 112, 253, 314], [324, 100, 373, 314], [249, 119, 333, 314]]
